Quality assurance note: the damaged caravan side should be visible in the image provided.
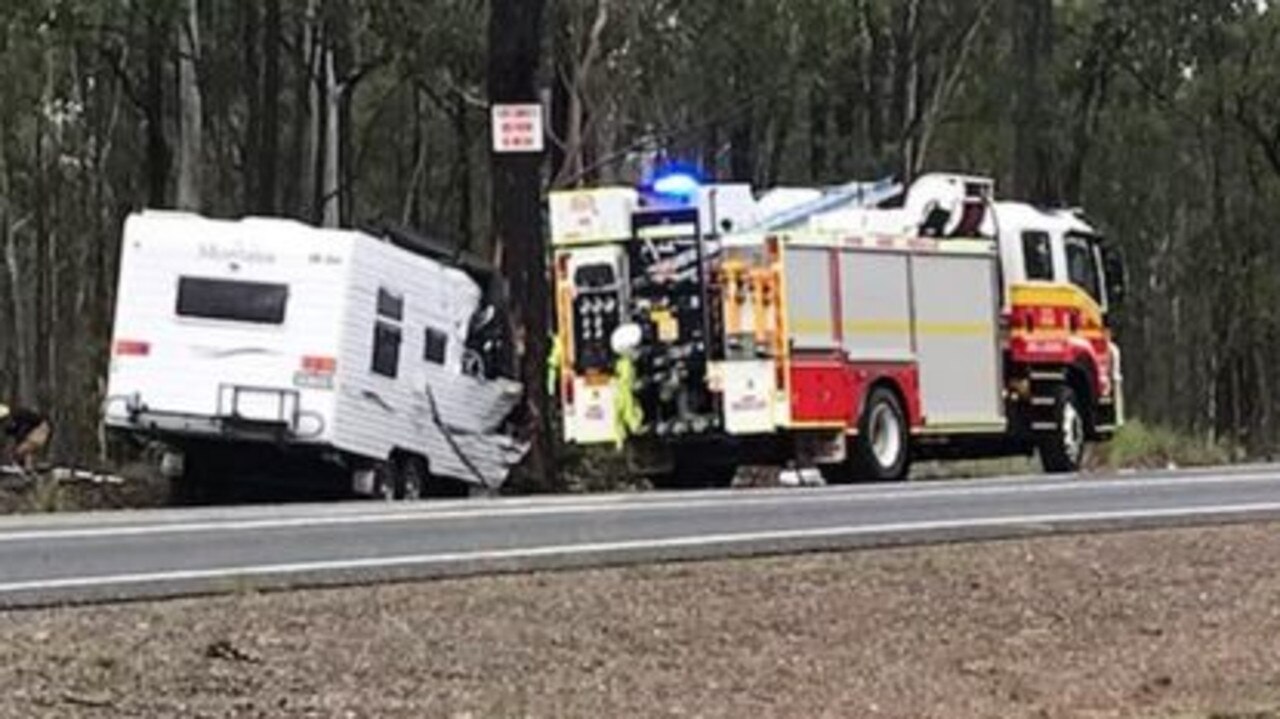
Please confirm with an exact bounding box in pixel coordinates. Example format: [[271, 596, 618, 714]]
[[104, 211, 527, 500]]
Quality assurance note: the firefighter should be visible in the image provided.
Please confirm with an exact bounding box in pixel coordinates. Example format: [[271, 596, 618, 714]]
[[0, 404, 51, 471]]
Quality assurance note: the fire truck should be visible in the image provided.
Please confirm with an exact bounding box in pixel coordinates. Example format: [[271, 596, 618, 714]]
[[549, 172, 1126, 487]]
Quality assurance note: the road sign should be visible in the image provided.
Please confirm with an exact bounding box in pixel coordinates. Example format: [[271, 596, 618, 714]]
[[492, 103, 545, 154]]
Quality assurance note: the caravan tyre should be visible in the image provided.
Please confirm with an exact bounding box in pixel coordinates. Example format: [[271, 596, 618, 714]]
[[398, 456, 429, 501], [168, 448, 213, 506], [373, 462, 397, 501]]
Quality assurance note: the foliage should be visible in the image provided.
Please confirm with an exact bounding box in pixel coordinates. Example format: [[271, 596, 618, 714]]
[[1095, 420, 1236, 470], [1, 0, 1279, 465]]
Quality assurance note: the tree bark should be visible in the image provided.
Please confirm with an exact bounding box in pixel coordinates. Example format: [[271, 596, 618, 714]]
[[1010, 0, 1058, 204], [897, 0, 920, 183], [258, 0, 282, 215], [553, 0, 610, 188], [301, 0, 323, 223], [144, 5, 170, 208], [320, 45, 341, 228], [488, 0, 551, 489], [242, 1, 261, 209], [176, 0, 203, 212], [453, 93, 473, 247]]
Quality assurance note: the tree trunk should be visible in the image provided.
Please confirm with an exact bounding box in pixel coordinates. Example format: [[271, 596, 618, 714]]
[[320, 45, 341, 228], [1010, 0, 1057, 204], [549, 10, 571, 185], [898, 0, 920, 183], [454, 95, 473, 248], [488, 0, 551, 490], [242, 0, 261, 209], [4, 229, 31, 406], [301, 0, 323, 223], [176, 0, 203, 212], [258, 0, 282, 215], [34, 46, 53, 411], [729, 120, 754, 183], [554, 0, 610, 188], [293, 0, 321, 221], [862, 4, 889, 170], [145, 5, 170, 208], [809, 81, 828, 181]]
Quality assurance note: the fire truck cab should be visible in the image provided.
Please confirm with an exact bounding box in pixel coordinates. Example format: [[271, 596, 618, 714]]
[[549, 173, 1125, 486]]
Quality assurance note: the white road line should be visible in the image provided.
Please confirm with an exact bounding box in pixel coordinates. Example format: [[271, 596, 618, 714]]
[[2, 471, 1280, 544], [2, 501, 1280, 597], [4, 466, 1278, 535]]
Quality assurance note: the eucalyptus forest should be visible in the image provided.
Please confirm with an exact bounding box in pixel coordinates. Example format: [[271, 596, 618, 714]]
[[1, 0, 1278, 469]]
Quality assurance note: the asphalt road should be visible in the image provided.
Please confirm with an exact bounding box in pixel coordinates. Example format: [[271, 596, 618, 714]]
[[3, 465, 1280, 609]]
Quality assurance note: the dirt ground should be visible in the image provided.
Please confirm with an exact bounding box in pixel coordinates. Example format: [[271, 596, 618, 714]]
[[1, 524, 1279, 719]]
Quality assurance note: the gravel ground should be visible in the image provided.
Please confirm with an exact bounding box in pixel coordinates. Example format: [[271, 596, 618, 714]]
[[1, 524, 1279, 718]]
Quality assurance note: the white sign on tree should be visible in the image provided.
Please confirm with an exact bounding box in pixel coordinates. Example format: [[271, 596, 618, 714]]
[[491, 103, 545, 153]]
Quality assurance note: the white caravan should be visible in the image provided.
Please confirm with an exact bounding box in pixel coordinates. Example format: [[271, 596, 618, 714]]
[[104, 211, 526, 499]]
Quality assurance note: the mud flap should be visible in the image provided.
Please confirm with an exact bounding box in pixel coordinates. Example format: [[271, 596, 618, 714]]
[[567, 379, 617, 445], [720, 361, 776, 435]]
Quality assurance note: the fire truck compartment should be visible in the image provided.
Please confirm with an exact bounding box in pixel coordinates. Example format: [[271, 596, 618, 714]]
[[781, 240, 1004, 431]]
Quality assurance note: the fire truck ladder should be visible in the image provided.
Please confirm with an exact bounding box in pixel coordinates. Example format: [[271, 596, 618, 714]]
[[749, 178, 903, 232]]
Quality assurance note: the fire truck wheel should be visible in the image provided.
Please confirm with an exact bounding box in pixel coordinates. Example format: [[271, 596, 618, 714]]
[[1039, 385, 1087, 474], [690, 463, 738, 489], [649, 453, 737, 490], [852, 387, 911, 482]]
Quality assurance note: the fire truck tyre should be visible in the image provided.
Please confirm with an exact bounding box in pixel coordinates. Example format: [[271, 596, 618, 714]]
[[690, 463, 738, 489], [1039, 385, 1087, 474], [396, 455, 429, 501], [649, 455, 737, 490], [852, 388, 911, 482]]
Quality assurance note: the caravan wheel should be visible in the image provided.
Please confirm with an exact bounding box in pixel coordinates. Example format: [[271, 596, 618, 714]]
[[372, 462, 397, 501], [397, 456, 429, 501]]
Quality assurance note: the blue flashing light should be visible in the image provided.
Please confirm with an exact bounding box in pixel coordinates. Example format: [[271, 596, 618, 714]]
[[651, 170, 700, 200]]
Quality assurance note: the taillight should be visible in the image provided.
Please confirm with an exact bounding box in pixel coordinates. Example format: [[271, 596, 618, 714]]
[[114, 339, 150, 357], [301, 355, 337, 374]]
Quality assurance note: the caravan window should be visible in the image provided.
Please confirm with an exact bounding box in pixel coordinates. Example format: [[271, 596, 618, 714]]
[[377, 288, 404, 321], [176, 277, 288, 324], [424, 327, 448, 365], [371, 321, 401, 378]]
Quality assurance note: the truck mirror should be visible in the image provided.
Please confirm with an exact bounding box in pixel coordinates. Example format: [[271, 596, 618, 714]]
[[610, 323, 643, 358]]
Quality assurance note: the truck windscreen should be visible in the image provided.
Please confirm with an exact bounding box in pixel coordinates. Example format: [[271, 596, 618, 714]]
[[176, 277, 289, 325]]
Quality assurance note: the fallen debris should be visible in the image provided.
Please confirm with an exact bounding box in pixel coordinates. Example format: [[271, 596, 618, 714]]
[[203, 639, 261, 664]]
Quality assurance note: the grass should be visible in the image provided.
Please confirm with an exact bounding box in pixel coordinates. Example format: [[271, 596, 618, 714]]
[[23, 477, 70, 513], [1093, 419, 1235, 471], [557, 444, 645, 493]]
